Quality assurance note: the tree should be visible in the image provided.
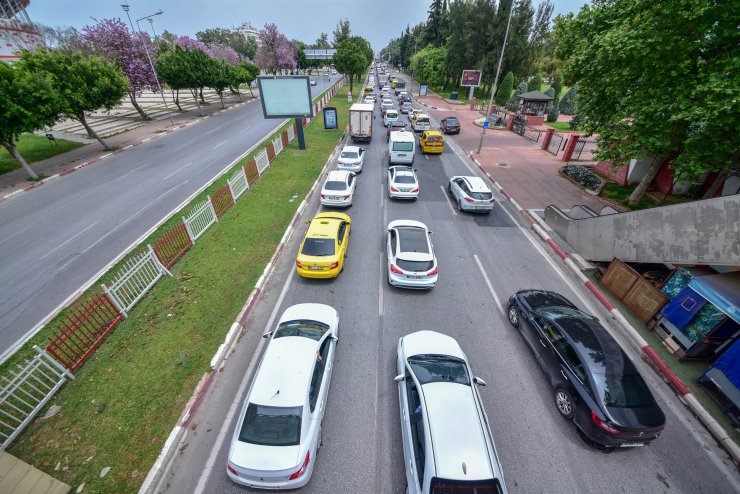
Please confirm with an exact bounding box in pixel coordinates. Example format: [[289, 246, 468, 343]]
[[529, 72, 542, 92], [0, 61, 62, 179], [229, 32, 257, 60], [314, 32, 331, 49], [156, 46, 191, 111], [410, 46, 447, 87], [34, 23, 82, 53], [21, 49, 128, 150], [238, 61, 260, 96], [293, 41, 308, 73], [424, 0, 447, 47], [332, 19, 351, 47], [255, 23, 296, 74], [209, 42, 240, 65], [333, 36, 370, 93], [554, 0, 739, 206], [559, 85, 576, 114], [551, 72, 562, 100], [546, 97, 559, 122], [81, 18, 158, 121], [206, 59, 239, 108], [495, 71, 514, 105], [196, 27, 231, 46], [506, 81, 528, 110]]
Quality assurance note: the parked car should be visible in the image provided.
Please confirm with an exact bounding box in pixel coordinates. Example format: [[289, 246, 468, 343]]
[[387, 166, 419, 200], [337, 145, 365, 172], [440, 116, 461, 134], [295, 212, 351, 278], [448, 176, 495, 213], [227, 304, 339, 488], [419, 130, 444, 154], [320, 170, 356, 208], [383, 109, 400, 127], [386, 219, 437, 289], [310, 80, 318, 86], [395, 331, 508, 494], [506, 289, 666, 448]]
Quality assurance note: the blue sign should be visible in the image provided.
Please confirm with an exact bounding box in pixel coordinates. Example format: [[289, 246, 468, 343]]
[[323, 107, 338, 129], [483, 120, 490, 129]]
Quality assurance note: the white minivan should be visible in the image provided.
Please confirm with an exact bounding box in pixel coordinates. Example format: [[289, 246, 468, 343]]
[[388, 131, 416, 165], [384, 109, 400, 127]]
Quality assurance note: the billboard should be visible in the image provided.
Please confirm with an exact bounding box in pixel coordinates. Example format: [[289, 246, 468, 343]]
[[257, 76, 313, 119], [460, 70, 482, 87]]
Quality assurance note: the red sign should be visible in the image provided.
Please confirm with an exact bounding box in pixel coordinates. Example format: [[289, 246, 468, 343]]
[[460, 70, 482, 87]]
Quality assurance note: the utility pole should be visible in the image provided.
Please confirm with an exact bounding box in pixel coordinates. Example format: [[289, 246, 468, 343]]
[[476, 1, 514, 154]]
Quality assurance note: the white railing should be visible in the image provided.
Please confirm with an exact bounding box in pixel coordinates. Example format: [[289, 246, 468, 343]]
[[227, 167, 248, 201], [287, 125, 295, 142], [0, 346, 74, 449], [272, 135, 283, 155], [102, 246, 171, 315], [183, 197, 217, 243], [255, 149, 270, 175]]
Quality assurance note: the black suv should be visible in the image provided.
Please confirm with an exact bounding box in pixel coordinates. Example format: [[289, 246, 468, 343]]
[[440, 117, 461, 134]]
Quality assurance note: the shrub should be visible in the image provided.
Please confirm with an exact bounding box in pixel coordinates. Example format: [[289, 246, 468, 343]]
[[560, 85, 577, 114], [495, 71, 514, 106], [546, 98, 560, 122], [569, 113, 582, 130], [529, 72, 542, 92], [561, 164, 602, 190], [544, 87, 555, 112]]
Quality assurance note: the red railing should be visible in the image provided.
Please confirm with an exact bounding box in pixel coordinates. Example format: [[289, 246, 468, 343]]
[[153, 223, 192, 268], [212, 184, 234, 218], [46, 294, 123, 371], [244, 159, 259, 185]]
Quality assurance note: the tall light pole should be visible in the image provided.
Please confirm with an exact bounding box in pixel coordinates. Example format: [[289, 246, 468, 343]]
[[476, 1, 514, 154], [406, 33, 419, 95], [147, 18, 157, 39]]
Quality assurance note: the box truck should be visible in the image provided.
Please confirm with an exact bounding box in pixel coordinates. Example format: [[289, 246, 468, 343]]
[[349, 103, 374, 142]]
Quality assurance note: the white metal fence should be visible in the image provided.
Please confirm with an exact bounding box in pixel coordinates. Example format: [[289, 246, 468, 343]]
[[183, 197, 218, 242], [272, 135, 283, 155], [102, 245, 171, 315], [255, 149, 270, 175], [0, 346, 74, 449], [227, 167, 248, 200], [287, 125, 295, 142]]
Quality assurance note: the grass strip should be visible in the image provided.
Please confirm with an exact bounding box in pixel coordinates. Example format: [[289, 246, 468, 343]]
[[0, 134, 86, 176], [7, 82, 351, 493]]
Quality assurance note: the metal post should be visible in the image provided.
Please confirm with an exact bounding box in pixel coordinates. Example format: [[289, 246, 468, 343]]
[[135, 12, 174, 126], [476, 1, 515, 154], [295, 117, 306, 150]]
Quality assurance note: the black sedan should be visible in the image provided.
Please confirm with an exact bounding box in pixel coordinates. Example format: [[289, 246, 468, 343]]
[[440, 116, 461, 134], [506, 289, 665, 448]]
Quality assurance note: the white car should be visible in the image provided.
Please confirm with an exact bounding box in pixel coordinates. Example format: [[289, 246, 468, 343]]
[[227, 304, 339, 489], [320, 170, 356, 207], [386, 220, 437, 289], [397, 91, 409, 101], [337, 145, 365, 172], [381, 101, 395, 114], [363, 95, 375, 105], [408, 108, 423, 122], [310, 80, 317, 86], [396, 331, 508, 494], [387, 166, 419, 200], [381, 88, 391, 98], [448, 176, 495, 213], [383, 109, 400, 127]]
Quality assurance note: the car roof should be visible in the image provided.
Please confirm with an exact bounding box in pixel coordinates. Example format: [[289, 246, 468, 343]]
[[390, 166, 415, 176], [249, 337, 318, 407], [389, 131, 415, 141], [307, 212, 349, 237], [455, 176, 491, 192], [395, 226, 430, 254], [425, 130, 443, 136], [401, 330, 466, 361], [415, 113, 430, 119], [277, 303, 338, 328], [341, 145, 361, 153], [326, 170, 351, 181]]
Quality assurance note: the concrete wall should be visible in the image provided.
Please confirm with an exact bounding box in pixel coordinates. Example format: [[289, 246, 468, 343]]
[[545, 195, 740, 265]]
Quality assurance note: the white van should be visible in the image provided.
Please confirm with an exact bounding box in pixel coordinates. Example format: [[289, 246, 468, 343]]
[[384, 109, 399, 127], [388, 131, 416, 165]]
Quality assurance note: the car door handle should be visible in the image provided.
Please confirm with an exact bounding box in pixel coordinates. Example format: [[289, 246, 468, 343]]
[[561, 369, 569, 381], [539, 339, 547, 348]]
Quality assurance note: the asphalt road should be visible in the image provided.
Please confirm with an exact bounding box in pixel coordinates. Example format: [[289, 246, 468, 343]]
[[0, 74, 342, 359], [158, 80, 739, 494]]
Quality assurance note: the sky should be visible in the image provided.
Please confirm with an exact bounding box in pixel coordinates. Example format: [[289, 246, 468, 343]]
[[26, 0, 587, 51]]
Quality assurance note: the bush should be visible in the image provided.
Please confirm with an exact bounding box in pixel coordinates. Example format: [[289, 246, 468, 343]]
[[546, 98, 560, 122], [544, 87, 555, 112], [561, 164, 602, 190], [560, 85, 577, 114], [529, 72, 542, 92], [569, 113, 582, 129], [514, 81, 528, 98], [495, 71, 514, 106]]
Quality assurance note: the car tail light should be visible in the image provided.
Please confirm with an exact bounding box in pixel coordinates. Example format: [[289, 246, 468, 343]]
[[330, 261, 339, 269], [343, 195, 350, 200], [391, 186, 399, 192], [427, 266, 438, 276], [464, 197, 474, 203], [489, 197, 496, 202], [320, 194, 326, 199], [227, 463, 238, 476], [390, 264, 403, 274], [289, 451, 311, 480], [296, 261, 302, 268], [411, 187, 419, 193], [591, 410, 621, 434]]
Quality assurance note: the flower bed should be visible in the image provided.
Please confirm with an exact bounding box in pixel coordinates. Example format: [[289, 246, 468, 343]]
[[561, 164, 603, 191]]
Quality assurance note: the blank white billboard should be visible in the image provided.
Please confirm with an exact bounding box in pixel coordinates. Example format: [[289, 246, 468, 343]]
[[257, 76, 313, 118]]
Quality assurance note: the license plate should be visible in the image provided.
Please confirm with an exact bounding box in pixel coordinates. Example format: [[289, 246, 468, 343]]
[[619, 443, 644, 448], [406, 275, 424, 280], [331, 196, 342, 200], [400, 188, 411, 192], [308, 266, 323, 270]]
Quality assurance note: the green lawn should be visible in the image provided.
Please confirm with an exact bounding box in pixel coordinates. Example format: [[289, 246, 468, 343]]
[[7, 83, 351, 494], [0, 134, 85, 175], [600, 184, 661, 210], [545, 121, 579, 131]]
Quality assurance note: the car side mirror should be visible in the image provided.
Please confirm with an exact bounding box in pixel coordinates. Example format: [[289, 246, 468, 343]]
[[262, 331, 272, 339], [394, 374, 405, 382], [331, 335, 339, 342], [305, 220, 311, 225], [473, 376, 487, 386], [428, 231, 433, 235]]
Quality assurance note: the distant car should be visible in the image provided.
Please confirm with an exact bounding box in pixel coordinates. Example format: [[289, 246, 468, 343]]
[[381, 101, 395, 114], [397, 91, 409, 101], [310, 80, 318, 86], [506, 290, 666, 448], [331, 70, 337, 75], [440, 116, 461, 134], [337, 145, 365, 173], [387, 166, 419, 200], [407, 107, 423, 121], [295, 212, 351, 278], [419, 130, 444, 154], [363, 96, 376, 105], [386, 120, 408, 141], [396, 331, 508, 494], [383, 109, 400, 127], [382, 97, 393, 106], [226, 304, 339, 488], [448, 176, 495, 213], [320, 170, 356, 208], [411, 113, 431, 132], [386, 219, 437, 289], [399, 94, 412, 104], [400, 102, 414, 114]]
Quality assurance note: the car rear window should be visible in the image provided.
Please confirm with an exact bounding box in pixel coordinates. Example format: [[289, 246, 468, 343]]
[[430, 478, 503, 494], [445, 118, 460, 125], [301, 238, 335, 256], [593, 372, 655, 408], [397, 259, 434, 272], [397, 227, 430, 253], [324, 180, 347, 191], [274, 320, 329, 340], [341, 151, 358, 159], [395, 175, 416, 184], [386, 111, 398, 118], [470, 191, 493, 200], [426, 135, 443, 144], [239, 404, 302, 446], [416, 116, 430, 123], [408, 356, 470, 386], [393, 142, 414, 152]]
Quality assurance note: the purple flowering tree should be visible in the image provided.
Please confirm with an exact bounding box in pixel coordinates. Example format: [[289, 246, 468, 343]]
[[81, 18, 158, 120], [209, 43, 240, 65], [255, 23, 296, 75]]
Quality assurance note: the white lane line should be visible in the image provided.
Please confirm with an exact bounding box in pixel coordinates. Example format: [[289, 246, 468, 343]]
[[440, 185, 458, 216], [239, 126, 252, 134], [379, 252, 384, 316], [40, 221, 100, 260], [474, 254, 504, 315], [0, 224, 32, 247], [205, 127, 220, 135], [163, 161, 193, 180], [194, 270, 297, 494], [212, 139, 229, 150], [113, 163, 148, 182], [425, 154, 429, 160]]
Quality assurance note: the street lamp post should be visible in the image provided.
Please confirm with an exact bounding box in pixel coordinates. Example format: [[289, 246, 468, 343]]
[[476, 2, 514, 154], [406, 33, 419, 96]]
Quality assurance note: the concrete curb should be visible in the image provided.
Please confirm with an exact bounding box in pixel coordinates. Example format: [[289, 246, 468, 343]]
[[468, 152, 740, 465]]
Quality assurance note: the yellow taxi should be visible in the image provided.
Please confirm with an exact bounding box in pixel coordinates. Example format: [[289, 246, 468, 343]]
[[419, 129, 445, 154], [295, 212, 351, 278], [391, 80, 398, 89], [364, 85, 373, 96]]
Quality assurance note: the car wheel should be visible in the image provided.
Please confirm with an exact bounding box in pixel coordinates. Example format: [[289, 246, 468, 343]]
[[457, 199, 462, 211], [447, 183, 452, 193], [507, 304, 520, 328], [554, 388, 575, 420]]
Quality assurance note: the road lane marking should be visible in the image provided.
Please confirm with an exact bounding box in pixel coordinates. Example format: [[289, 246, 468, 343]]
[[212, 139, 229, 150], [163, 162, 193, 180], [440, 185, 458, 216], [379, 252, 384, 316], [0, 225, 32, 247], [40, 221, 99, 260], [194, 270, 296, 494], [474, 254, 504, 315], [113, 163, 148, 182]]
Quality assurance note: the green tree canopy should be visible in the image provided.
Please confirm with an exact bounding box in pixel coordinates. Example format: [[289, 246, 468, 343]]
[[333, 36, 370, 93], [196, 27, 231, 46], [495, 71, 514, 106], [332, 19, 351, 47], [410, 45, 448, 87]]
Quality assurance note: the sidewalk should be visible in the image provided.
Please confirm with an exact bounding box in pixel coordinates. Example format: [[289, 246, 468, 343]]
[[0, 90, 258, 198]]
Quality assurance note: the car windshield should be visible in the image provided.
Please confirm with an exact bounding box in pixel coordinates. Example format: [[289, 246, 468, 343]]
[[593, 372, 655, 408], [340, 151, 358, 159], [301, 238, 335, 256], [408, 355, 470, 386], [445, 118, 460, 125], [430, 478, 503, 494], [393, 142, 414, 152], [416, 117, 430, 123], [469, 191, 493, 200], [274, 319, 329, 340], [324, 180, 347, 191], [238, 404, 302, 446], [395, 175, 416, 184], [397, 259, 434, 272], [386, 112, 398, 118], [397, 227, 430, 253]]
